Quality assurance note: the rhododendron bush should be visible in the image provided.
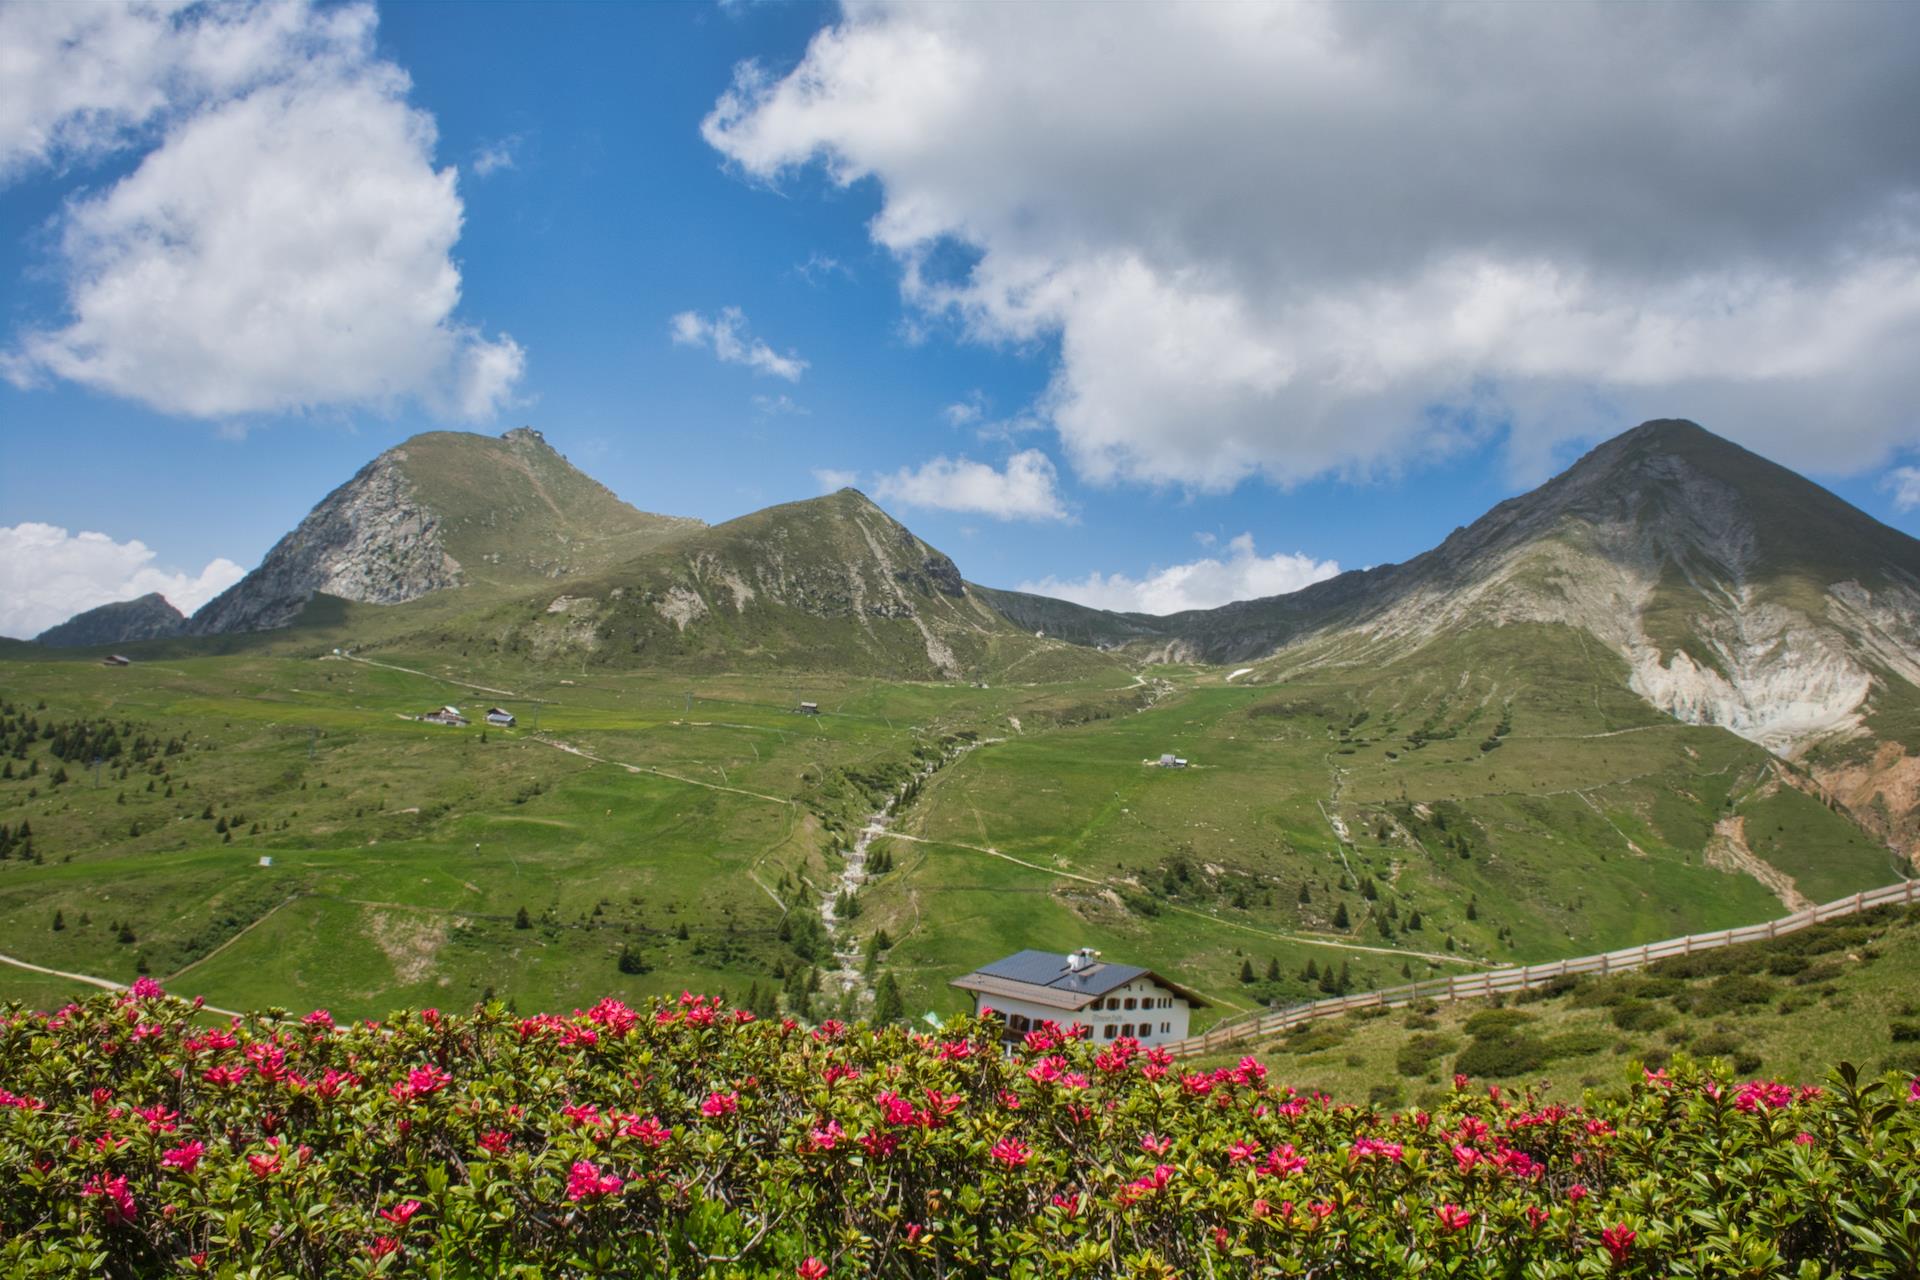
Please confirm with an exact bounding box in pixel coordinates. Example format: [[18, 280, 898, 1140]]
[[2, 984, 1918, 1277]]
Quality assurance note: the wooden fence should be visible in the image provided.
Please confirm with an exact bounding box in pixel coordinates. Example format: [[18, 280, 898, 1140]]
[[1169, 877, 1920, 1059]]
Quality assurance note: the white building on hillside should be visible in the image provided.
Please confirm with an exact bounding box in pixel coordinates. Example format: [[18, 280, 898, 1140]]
[[951, 947, 1206, 1047]]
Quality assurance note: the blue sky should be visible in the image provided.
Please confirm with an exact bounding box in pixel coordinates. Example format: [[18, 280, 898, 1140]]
[[4, 1, 1919, 637]]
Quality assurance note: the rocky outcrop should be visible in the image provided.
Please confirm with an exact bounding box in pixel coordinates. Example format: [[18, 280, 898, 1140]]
[[35, 593, 185, 647], [187, 451, 461, 635]]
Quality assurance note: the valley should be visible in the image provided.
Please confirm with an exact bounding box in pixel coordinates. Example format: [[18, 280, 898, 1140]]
[[3, 418, 1916, 1044]]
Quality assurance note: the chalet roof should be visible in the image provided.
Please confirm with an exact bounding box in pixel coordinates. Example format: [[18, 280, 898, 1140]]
[[950, 949, 1209, 1010]]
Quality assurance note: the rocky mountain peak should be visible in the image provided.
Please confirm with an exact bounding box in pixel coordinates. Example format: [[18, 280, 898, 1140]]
[[36, 593, 187, 648]]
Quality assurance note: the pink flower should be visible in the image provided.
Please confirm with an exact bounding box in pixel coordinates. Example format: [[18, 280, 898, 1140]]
[[798, 1259, 828, 1280], [82, 1173, 137, 1222], [1524, 1206, 1549, 1231], [1567, 1184, 1588, 1203], [1908, 1077, 1920, 1101], [368, 1237, 400, 1259], [479, 1130, 512, 1155], [808, 1120, 844, 1151], [1227, 1140, 1261, 1164], [1435, 1203, 1473, 1232], [1452, 1145, 1480, 1172], [566, 1160, 624, 1201], [1600, 1223, 1636, 1264], [247, 1152, 280, 1179], [303, 1009, 334, 1028], [701, 1090, 739, 1118], [379, 1200, 424, 1226], [1140, 1132, 1172, 1155], [128, 976, 165, 1000], [1794, 1131, 1817, 1146], [162, 1141, 205, 1173], [628, 1115, 672, 1147], [406, 1065, 452, 1096], [990, 1137, 1030, 1167]]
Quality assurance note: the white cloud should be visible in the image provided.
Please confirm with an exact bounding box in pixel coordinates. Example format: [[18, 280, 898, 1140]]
[[1, 0, 523, 422], [794, 251, 852, 285], [753, 392, 809, 417], [704, 3, 1920, 487], [812, 467, 859, 492], [1020, 534, 1340, 615], [670, 307, 807, 381], [0, 522, 244, 638], [472, 133, 521, 177], [943, 390, 986, 427], [1883, 467, 1920, 512], [872, 449, 1068, 521]]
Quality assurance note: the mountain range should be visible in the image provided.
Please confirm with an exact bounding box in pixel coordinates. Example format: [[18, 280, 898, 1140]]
[[34, 419, 1920, 834]]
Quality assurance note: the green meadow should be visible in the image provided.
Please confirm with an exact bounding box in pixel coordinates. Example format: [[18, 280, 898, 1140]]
[[0, 622, 1900, 1030]]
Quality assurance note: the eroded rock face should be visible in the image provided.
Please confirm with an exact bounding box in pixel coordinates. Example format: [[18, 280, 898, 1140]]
[[188, 452, 461, 635]]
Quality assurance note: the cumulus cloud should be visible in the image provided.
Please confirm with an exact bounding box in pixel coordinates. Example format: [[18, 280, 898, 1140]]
[[872, 449, 1068, 521], [670, 307, 808, 381], [1883, 467, 1920, 512], [812, 467, 859, 492], [0, 522, 244, 638], [1020, 534, 1340, 615], [1, 0, 523, 422], [704, 2, 1920, 487]]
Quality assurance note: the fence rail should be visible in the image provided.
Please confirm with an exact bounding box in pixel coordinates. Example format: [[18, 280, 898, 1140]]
[[1169, 878, 1920, 1059]]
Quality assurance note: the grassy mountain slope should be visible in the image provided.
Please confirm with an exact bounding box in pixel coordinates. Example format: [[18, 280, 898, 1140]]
[[491, 488, 1117, 682], [186, 428, 699, 636], [1233, 903, 1920, 1101]]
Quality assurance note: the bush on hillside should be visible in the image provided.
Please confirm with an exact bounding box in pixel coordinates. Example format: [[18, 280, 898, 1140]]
[[2, 983, 1918, 1277], [1453, 1033, 1550, 1078]]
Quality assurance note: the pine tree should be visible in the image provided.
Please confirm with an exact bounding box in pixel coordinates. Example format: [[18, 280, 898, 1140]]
[[1466, 897, 1479, 921], [617, 943, 649, 975], [1336, 961, 1352, 994], [1303, 959, 1320, 982], [1298, 882, 1311, 904], [514, 906, 532, 929], [873, 973, 905, 1025], [52, 910, 64, 931], [1265, 956, 1281, 981], [1407, 910, 1423, 931], [1333, 901, 1351, 929], [1239, 958, 1256, 983]]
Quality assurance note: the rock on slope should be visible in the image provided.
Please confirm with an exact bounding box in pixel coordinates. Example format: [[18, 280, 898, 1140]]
[[513, 489, 1037, 679], [35, 593, 186, 647], [188, 428, 699, 636]]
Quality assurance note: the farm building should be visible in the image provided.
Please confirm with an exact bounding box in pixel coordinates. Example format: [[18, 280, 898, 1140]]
[[1156, 753, 1188, 768], [796, 701, 820, 715], [951, 948, 1206, 1047], [102, 654, 131, 667], [485, 707, 516, 727], [421, 706, 469, 726]]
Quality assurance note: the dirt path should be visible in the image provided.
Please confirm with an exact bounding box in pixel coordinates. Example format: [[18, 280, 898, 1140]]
[[164, 895, 300, 983], [330, 653, 529, 700], [532, 735, 793, 806], [0, 951, 249, 1020], [869, 831, 1482, 968]]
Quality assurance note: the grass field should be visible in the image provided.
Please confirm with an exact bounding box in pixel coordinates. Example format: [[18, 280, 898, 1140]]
[[1227, 904, 1920, 1103], [0, 622, 1904, 1031]]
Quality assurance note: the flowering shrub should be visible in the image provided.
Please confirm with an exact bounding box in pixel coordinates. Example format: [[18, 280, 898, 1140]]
[[3, 983, 1918, 1277]]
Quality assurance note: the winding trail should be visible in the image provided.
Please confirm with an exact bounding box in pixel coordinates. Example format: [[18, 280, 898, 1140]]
[[532, 735, 792, 806], [164, 895, 301, 983], [0, 951, 249, 1020], [329, 652, 529, 700]]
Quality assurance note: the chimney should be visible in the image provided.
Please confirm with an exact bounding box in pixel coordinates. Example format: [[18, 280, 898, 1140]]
[[1065, 947, 1098, 973]]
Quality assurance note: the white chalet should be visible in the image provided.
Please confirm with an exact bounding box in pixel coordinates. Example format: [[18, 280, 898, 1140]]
[[951, 947, 1206, 1047]]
